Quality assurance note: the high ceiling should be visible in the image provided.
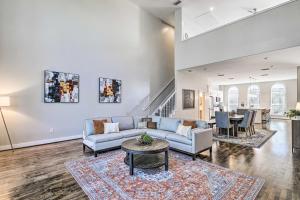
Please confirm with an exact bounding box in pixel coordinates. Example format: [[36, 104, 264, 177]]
[[181, 0, 291, 39], [130, 0, 177, 26], [131, 0, 291, 39], [184, 46, 300, 85]]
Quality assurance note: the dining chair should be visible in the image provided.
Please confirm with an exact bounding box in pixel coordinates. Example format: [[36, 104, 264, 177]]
[[238, 111, 253, 137], [249, 110, 257, 135], [237, 109, 247, 115], [215, 111, 233, 138]]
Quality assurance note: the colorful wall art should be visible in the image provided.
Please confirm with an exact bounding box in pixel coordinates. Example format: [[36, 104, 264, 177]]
[[99, 77, 121, 103], [44, 70, 79, 103]]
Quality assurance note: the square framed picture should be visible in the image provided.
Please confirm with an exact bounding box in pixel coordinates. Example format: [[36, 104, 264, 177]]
[[44, 70, 79, 103], [182, 89, 195, 109], [99, 77, 121, 103]]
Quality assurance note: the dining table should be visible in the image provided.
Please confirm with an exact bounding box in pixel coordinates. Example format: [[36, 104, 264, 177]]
[[229, 114, 244, 137]]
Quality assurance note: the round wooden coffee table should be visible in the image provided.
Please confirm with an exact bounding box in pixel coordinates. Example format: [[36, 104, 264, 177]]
[[121, 138, 169, 175]]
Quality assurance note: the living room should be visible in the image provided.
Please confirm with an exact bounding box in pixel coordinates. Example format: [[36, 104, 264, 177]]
[[1, 0, 300, 199]]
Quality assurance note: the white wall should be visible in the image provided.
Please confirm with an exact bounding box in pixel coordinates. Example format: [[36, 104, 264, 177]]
[[222, 79, 297, 112], [174, 71, 210, 120], [175, 0, 300, 70], [0, 0, 174, 149]]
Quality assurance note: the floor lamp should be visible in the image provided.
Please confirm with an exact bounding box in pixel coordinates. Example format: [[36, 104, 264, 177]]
[[0, 96, 14, 151]]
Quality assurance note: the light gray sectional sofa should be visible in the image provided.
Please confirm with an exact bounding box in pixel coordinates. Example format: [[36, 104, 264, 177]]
[[82, 116, 213, 160]]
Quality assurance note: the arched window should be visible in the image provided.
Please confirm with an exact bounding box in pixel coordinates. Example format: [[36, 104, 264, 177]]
[[271, 83, 286, 115], [228, 86, 239, 112], [248, 85, 260, 108]]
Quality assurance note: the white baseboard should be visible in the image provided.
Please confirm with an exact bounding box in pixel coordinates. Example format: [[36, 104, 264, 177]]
[[0, 134, 82, 151]]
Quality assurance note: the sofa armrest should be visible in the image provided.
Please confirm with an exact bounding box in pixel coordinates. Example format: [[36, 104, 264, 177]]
[[191, 128, 213, 154], [82, 130, 87, 140]]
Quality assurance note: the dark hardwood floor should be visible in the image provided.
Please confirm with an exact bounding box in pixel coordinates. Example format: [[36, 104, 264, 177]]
[[0, 119, 299, 200]]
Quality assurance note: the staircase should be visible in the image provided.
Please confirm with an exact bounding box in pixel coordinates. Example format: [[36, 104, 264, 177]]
[[152, 92, 176, 117], [128, 78, 176, 117]]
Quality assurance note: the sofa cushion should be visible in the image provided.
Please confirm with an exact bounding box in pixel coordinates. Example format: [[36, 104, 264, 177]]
[[159, 117, 181, 132], [149, 116, 161, 127], [196, 120, 209, 129], [166, 133, 192, 145], [111, 116, 134, 131], [183, 120, 197, 129], [85, 117, 111, 136], [133, 116, 143, 129], [104, 122, 119, 134], [147, 122, 157, 129], [176, 124, 192, 138], [146, 129, 171, 139], [121, 129, 145, 138], [87, 133, 123, 143], [137, 121, 147, 129], [93, 119, 107, 134]]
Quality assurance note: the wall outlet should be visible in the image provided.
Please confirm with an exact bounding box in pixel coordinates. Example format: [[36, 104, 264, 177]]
[[49, 128, 54, 134]]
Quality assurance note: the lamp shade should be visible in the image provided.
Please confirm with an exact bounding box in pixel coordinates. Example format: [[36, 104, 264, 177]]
[[296, 102, 300, 111], [0, 96, 10, 107]]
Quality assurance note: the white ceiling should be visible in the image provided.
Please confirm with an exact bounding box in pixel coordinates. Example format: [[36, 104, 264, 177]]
[[130, 0, 291, 39], [130, 0, 177, 26], [184, 46, 300, 85], [182, 0, 291, 39]]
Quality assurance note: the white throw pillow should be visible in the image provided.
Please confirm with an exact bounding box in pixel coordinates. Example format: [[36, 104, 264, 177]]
[[176, 124, 192, 138], [104, 122, 119, 134], [137, 121, 147, 129]]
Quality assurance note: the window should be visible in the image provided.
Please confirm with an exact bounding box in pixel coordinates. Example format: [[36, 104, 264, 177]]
[[228, 86, 239, 112], [271, 84, 286, 115], [248, 85, 260, 108]]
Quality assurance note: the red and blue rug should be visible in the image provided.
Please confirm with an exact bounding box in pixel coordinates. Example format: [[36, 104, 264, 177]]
[[66, 150, 264, 200]]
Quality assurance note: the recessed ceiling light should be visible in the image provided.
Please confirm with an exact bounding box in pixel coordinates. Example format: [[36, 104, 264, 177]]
[[261, 74, 269, 76], [217, 74, 224, 77], [261, 68, 270, 71], [210, 7, 215, 11]]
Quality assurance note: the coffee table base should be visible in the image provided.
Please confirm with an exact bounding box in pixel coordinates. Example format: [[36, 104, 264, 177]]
[[124, 151, 168, 175]]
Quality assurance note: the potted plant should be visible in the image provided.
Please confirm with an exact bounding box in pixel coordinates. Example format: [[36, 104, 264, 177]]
[[137, 133, 154, 145], [286, 109, 300, 119]]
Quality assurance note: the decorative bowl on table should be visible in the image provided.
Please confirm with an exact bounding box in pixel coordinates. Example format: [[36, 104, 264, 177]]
[[137, 133, 153, 145]]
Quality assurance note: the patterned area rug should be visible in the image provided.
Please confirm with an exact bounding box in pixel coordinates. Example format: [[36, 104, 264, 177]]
[[65, 150, 264, 200], [213, 129, 277, 148]]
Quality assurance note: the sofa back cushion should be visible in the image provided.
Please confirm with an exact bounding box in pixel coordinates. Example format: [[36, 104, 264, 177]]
[[176, 124, 192, 139], [159, 117, 181, 132], [147, 122, 157, 129], [149, 116, 161, 127], [196, 120, 209, 129], [104, 122, 120, 133], [183, 120, 197, 129], [93, 119, 107, 134], [85, 117, 111, 136], [111, 116, 134, 131]]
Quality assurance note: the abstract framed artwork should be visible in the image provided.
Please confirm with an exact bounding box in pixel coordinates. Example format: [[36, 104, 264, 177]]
[[44, 70, 79, 103], [182, 89, 195, 109], [99, 77, 121, 103]]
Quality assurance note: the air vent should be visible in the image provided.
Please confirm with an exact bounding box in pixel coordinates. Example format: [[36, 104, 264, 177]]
[[261, 74, 268, 76], [228, 78, 234, 80], [217, 74, 225, 77]]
